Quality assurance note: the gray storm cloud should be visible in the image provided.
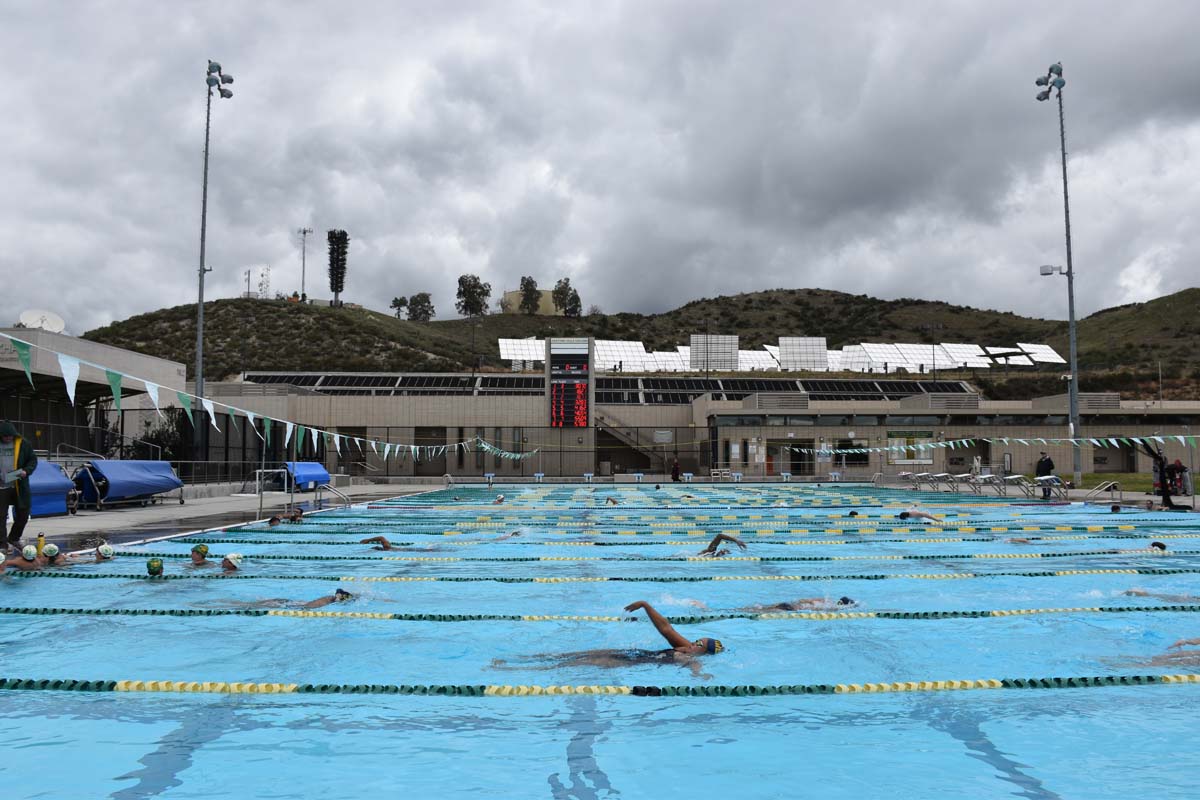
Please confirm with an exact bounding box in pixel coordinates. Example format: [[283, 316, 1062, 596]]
[[2, 0, 1198, 333]]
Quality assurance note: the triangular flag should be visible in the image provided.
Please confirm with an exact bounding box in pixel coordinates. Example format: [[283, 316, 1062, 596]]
[[227, 410, 239, 435], [285, 422, 295, 448], [144, 381, 165, 418], [1107, 438, 1119, 448], [104, 370, 124, 411], [1153, 436, 1165, 443], [370, 439, 378, 454], [1176, 436, 1187, 446], [383, 443, 392, 460], [57, 354, 80, 405], [246, 410, 263, 440], [310, 427, 319, 451], [333, 435, 341, 455], [177, 392, 195, 427], [264, 419, 272, 446], [201, 398, 221, 432], [10, 339, 34, 386]]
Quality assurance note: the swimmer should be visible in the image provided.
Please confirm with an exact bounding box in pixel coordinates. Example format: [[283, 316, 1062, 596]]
[[1124, 589, 1200, 603], [225, 589, 356, 610], [267, 516, 283, 527], [493, 531, 522, 542], [1144, 637, 1200, 667], [361, 536, 404, 551], [189, 544, 215, 567], [493, 495, 506, 505], [697, 533, 747, 557], [605, 496, 620, 506], [221, 553, 243, 572], [654, 484, 661, 490], [735, 596, 856, 613], [1110, 504, 1122, 513], [76, 543, 116, 563], [146, 558, 165, 577], [490, 600, 723, 676], [1116, 541, 1168, 555], [1, 545, 44, 573], [40, 543, 63, 567], [897, 506, 938, 523], [848, 511, 859, 517], [286, 509, 304, 523]]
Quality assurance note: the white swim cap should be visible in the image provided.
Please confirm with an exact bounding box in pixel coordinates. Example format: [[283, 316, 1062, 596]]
[[42, 543, 59, 557], [97, 544, 115, 559], [21, 545, 37, 560], [223, 553, 243, 568]]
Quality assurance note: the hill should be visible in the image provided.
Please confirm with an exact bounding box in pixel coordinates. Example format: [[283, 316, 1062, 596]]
[[82, 288, 1200, 398]]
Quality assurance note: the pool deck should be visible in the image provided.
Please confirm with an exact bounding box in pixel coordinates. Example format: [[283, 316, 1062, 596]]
[[19, 485, 432, 551]]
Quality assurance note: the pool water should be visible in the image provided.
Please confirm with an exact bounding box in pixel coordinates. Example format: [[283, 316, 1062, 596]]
[[3, 484, 1200, 799]]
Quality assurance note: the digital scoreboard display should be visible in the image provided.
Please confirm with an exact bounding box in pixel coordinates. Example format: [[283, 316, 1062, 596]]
[[548, 339, 590, 427]]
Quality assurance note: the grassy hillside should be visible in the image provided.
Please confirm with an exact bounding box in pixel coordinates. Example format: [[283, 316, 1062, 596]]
[[83, 289, 1200, 399]]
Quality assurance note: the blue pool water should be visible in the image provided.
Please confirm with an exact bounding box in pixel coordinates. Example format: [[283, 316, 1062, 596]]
[[3, 484, 1200, 799]]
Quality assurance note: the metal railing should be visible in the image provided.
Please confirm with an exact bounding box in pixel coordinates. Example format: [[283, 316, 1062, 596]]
[[1085, 481, 1122, 503], [316, 484, 351, 508]]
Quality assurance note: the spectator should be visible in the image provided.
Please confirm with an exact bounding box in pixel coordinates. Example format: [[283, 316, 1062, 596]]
[[1, 421, 38, 555], [1035, 452, 1055, 500]]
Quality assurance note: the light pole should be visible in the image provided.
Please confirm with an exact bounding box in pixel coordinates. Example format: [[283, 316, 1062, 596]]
[[195, 59, 234, 461], [298, 227, 313, 300], [1035, 61, 1081, 489]]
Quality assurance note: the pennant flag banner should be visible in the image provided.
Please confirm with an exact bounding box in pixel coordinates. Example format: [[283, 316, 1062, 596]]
[[177, 392, 195, 427], [57, 353, 80, 405], [105, 370, 124, 412], [285, 422, 295, 448], [144, 381, 164, 418], [201, 398, 221, 432], [11, 339, 34, 386]]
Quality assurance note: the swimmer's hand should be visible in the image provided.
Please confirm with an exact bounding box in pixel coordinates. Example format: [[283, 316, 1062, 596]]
[[624, 601, 647, 612], [733, 538, 747, 551], [1169, 638, 1200, 650]]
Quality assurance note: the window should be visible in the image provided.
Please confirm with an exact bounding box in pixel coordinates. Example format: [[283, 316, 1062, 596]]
[[817, 415, 851, 426], [786, 416, 815, 426], [852, 415, 881, 426]]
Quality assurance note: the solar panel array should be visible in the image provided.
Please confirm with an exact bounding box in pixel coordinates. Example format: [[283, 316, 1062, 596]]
[[495, 335, 1064, 374], [778, 337, 829, 371]]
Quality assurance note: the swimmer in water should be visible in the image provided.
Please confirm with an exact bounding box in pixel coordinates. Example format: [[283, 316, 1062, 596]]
[[735, 596, 857, 613], [361, 536, 405, 551], [490, 600, 723, 677], [188, 544, 216, 567], [493, 495, 506, 505], [221, 553, 243, 572], [1145, 637, 1200, 667], [267, 516, 283, 527], [697, 533, 747, 557], [897, 507, 938, 523], [605, 496, 620, 506], [286, 509, 304, 523], [146, 558, 165, 577], [1, 545, 45, 573], [1124, 589, 1200, 603], [218, 589, 356, 610]]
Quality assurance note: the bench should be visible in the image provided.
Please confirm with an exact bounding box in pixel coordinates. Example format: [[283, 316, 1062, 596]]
[[710, 468, 732, 480]]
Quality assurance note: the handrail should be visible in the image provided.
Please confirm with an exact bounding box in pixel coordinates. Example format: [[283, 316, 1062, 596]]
[[129, 438, 163, 460], [55, 443, 105, 460], [253, 468, 290, 518], [1085, 481, 1122, 503], [316, 483, 352, 509], [352, 461, 380, 473], [871, 472, 883, 486]]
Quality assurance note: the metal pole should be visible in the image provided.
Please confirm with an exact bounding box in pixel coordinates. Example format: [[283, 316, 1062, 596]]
[[299, 227, 312, 299], [195, 85, 214, 462], [1058, 87, 1083, 489], [290, 425, 296, 511], [1159, 361, 1164, 406]]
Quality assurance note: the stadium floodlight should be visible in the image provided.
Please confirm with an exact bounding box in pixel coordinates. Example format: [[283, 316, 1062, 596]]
[[1032, 59, 1082, 489], [195, 58, 235, 461]]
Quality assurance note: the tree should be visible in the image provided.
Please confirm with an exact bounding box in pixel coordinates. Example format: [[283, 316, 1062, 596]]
[[455, 274, 491, 317], [551, 277, 573, 314], [586, 304, 603, 317], [564, 288, 582, 318], [327, 229, 349, 306], [390, 296, 408, 318], [406, 292, 435, 322], [519, 276, 541, 315]]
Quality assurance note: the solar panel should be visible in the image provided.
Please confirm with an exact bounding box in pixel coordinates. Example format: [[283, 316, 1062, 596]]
[[826, 350, 844, 371], [650, 351, 688, 372], [689, 335, 738, 371], [594, 340, 650, 372], [737, 350, 778, 371], [1017, 343, 1067, 364], [860, 343, 915, 373], [940, 343, 992, 368], [993, 354, 1034, 366], [763, 344, 780, 359], [893, 343, 954, 372], [778, 337, 829, 371], [838, 345, 870, 372], [985, 346, 1024, 355], [498, 338, 545, 361]]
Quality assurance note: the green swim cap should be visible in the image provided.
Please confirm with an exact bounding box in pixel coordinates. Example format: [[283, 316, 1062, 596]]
[[147, 558, 164, 576], [191, 544, 209, 556], [21, 545, 37, 561], [97, 544, 115, 559], [43, 543, 59, 558]]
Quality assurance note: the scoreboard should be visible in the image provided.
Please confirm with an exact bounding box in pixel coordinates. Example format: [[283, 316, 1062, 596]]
[[547, 339, 591, 427]]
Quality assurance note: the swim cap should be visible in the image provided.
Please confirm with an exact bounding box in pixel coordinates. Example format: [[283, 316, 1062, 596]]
[[223, 553, 243, 568], [42, 543, 59, 557], [837, 596, 854, 605], [335, 588, 352, 598], [97, 544, 115, 559], [21, 545, 37, 560], [191, 544, 209, 556], [147, 558, 164, 576], [695, 638, 724, 655]]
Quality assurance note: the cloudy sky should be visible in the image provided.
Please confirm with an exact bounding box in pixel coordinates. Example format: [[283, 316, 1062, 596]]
[[3, 1, 1199, 333]]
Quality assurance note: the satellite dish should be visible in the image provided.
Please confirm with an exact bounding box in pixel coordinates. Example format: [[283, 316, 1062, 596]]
[[18, 309, 66, 333]]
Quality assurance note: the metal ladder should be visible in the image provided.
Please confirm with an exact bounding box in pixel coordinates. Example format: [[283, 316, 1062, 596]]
[[316, 484, 352, 508], [1084, 481, 1122, 503]]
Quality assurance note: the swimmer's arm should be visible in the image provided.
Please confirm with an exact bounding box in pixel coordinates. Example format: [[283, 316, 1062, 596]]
[[302, 595, 336, 609], [701, 534, 746, 553], [360, 536, 391, 549], [624, 601, 691, 649], [1169, 638, 1200, 649]]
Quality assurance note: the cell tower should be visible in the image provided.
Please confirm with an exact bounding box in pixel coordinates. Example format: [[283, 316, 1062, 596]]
[[258, 265, 271, 299]]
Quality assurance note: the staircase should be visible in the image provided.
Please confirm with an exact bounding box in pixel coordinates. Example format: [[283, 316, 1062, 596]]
[[594, 410, 669, 470]]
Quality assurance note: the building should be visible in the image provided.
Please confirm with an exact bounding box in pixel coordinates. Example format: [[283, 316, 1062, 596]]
[[499, 289, 561, 316]]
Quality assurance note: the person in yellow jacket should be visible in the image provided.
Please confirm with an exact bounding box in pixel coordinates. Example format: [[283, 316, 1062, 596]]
[[1, 421, 38, 555]]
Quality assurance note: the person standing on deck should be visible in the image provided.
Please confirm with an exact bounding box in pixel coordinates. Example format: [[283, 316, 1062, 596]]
[[1, 421, 38, 555], [1035, 452, 1055, 499]]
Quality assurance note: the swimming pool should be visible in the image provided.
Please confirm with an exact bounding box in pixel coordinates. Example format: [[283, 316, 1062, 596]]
[[3, 484, 1199, 799]]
